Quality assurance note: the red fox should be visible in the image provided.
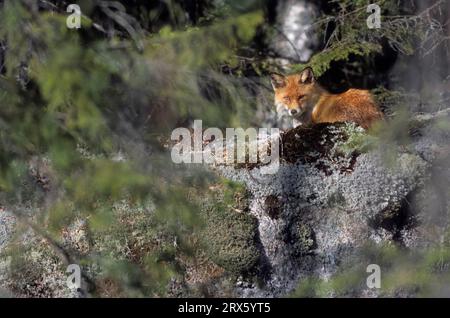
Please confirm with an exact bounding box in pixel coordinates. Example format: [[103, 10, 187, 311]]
[[270, 67, 383, 129]]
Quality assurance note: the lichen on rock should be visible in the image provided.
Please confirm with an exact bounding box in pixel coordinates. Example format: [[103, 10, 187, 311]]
[[209, 122, 440, 297]]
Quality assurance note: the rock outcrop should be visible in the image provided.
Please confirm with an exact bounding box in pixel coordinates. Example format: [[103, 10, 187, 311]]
[[211, 121, 449, 297], [1, 118, 448, 297]]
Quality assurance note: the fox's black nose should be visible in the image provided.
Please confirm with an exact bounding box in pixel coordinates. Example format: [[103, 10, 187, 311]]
[[290, 109, 298, 115]]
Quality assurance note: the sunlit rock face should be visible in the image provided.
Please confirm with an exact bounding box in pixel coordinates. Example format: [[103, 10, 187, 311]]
[[270, 0, 319, 62], [212, 122, 449, 297]]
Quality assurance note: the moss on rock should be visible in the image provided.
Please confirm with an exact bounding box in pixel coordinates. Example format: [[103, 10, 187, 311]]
[[201, 180, 260, 275], [285, 221, 316, 258]]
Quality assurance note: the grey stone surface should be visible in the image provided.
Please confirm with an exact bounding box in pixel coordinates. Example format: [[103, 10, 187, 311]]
[[0, 208, 15, 253], [210, 122, 449, 297]]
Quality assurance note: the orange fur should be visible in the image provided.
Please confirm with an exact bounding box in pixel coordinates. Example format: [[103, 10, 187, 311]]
[[271, 68, 384, 129]]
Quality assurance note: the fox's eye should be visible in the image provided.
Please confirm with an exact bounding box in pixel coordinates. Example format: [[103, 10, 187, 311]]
[[298, 95, 306, 100], [283, 96, 290, 103]]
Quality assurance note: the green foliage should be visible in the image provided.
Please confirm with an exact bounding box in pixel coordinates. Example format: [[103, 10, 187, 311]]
[[0, 0, 265, 297], [292, 243, 450, 298], [337, 122, 378, 155], [292, 42, 382, 77], [290, 0, 437, 77], [89, 200, 185, 297], [146, 11, 263, 69]]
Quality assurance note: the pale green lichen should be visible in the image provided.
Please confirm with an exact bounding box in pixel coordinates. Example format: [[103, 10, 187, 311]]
[[336, 122, 378, 156]]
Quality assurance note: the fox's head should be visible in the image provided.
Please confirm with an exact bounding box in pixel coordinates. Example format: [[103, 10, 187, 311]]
[[270, 67, 322, 119]]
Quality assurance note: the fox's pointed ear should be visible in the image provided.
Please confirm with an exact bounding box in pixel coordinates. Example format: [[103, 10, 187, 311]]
[[270, 73, 286, 89], [299, 67, 315, 84]]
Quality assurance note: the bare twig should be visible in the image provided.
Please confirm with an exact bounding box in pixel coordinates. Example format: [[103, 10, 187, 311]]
[[9, 209, 95, 297], [411, 108, 450, 125], [99, 1, 144, 52]]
